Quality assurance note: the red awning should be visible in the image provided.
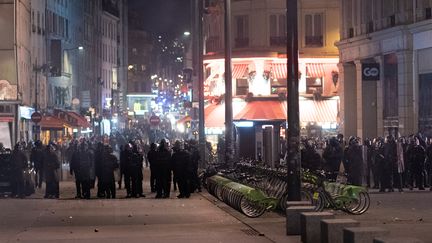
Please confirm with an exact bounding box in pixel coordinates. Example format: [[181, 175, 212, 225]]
[[306, 63, 325, 78], [270, 63, 287, 79], [232, 64, 249, 79], [205, 104, 225, 128], [234, 100, 286, 121], [299, 99, 338, 123], [0, 116, 14, 122], [40, 116, 65, 129], [67, 112, 91, 128]]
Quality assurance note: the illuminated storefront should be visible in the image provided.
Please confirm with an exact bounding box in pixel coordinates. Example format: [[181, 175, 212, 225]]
[[201, 57, 340, 164]]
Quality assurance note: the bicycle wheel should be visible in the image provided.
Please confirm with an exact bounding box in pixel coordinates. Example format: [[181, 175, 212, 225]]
[[310, 191, 326, 212], [344, 191, 370, 215], [240, 196, 267, 218]]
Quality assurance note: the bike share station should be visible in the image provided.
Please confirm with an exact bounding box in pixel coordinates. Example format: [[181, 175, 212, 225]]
[[205, 164, 370, 218]]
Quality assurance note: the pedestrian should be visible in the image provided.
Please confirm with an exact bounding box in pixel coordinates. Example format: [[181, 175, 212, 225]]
[[406, 136, 426, 190], [77, 142, 95, 199], [120, 144, 133, 198], [100, 145, 119, 198], [345, 137, 363, 186], [383, 136, 398, 192], [188, 140, 202, 192], [11, 144, 28, 198], [154, 139, 172, 198], [171, 141, 191, 198], [43, 143, 60, 199], [70, 142, 83, 199], [30, 140, 44, 189], [301, 139, 322, 171], [395, 137, 406, 192], [322, 137, 343, 181], [147, 143, 158, 193], [130, 142, 145, 198], [94, 142, 105, 198]]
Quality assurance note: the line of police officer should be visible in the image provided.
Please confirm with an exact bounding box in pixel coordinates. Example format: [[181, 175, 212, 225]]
[[301, 134, 432, 192], [147, 139, 201, 199]]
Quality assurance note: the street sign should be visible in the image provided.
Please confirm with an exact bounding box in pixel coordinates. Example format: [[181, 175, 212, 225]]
[[31, 112, 43, 123], [362, 63, 380, 81], [149, 116, 161, 126]]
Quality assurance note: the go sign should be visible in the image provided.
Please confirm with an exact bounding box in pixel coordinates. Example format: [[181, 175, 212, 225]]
[[362, 63, 380, 81]]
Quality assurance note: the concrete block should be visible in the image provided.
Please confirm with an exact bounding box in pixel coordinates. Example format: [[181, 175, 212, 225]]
[[343, 227, 390, 243], [321, 218, 360, 243], [286, 206, 316, 236], [373, 237, 424, 243], [286, 201, 312, 209], [300, 212, 334, 243]]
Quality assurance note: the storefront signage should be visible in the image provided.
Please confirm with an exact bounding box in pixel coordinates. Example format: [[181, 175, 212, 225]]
[[31, 112, 43, 123], [19, 106, 35, 120], [362, 63, 380, 81]]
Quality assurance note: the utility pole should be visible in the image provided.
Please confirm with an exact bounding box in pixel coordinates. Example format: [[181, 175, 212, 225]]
[[286, 0, 301, 201], [224, 0, 233, 168], [195, 0, 206, 168]]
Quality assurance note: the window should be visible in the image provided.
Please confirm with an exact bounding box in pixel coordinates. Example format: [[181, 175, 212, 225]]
[[235, 15, 249, 47], [236, 79, 248, 95], [305, 13, 323, 47], [306, 77, 323, 94], [65, 19, 69, 38], [271, 78, 287, 95], [270, 14, 287, 46]]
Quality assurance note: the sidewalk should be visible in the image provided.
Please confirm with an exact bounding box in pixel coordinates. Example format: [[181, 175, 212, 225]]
[[0, 174, 299, 243]]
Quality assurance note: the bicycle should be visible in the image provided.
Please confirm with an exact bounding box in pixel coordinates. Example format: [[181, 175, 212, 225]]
[[302, 170, 370, 215]]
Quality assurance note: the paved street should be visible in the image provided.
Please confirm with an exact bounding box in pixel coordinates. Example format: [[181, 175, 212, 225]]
[[1, 175, 432, 243]]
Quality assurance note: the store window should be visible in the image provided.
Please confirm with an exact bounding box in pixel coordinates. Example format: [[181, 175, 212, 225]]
[[304, 13, 323, 47], [306, 77, 323, 94], [236, 78, 248, 96], [271, 79, 287, 95]]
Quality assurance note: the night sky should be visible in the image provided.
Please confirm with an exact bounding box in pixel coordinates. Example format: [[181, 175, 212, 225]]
[[129, 0, 191, 38]]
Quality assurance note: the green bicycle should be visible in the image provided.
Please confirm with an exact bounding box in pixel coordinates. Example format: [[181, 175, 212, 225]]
[[301, 170, 370, 215]]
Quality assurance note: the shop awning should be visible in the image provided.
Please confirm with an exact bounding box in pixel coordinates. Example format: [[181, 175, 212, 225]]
[[232, 64, 248, 79], [234, 100, 286, 121], [67, 112, 91, 128], [306, 63, 325, 78], [40, 116, 65, 129], [205, 104, 226, 128], [270, 63, 287, 79], [299, 99, 338, 123], [0, 116, 14, 122]]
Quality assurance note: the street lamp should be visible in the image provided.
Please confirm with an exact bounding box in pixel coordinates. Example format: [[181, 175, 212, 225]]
[[286, 0, 301, 203], [64, 46, 84, 52], [184, 31, 191, 36]]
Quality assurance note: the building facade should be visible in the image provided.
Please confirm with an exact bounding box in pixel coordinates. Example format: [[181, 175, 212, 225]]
[[200, 0, 340, 163], [337, 0, 432, 138], [0, 0, 128, 146], [0, 0, 32, 147]]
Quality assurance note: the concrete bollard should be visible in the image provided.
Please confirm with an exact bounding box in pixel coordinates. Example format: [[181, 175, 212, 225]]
[[286, 201, 312, 209], [321, 218, 360, 243], [300, 212, 334, 243], [374, 237, 424, 243], [286, 206, 316, 235], [343, 227, 390, 243]]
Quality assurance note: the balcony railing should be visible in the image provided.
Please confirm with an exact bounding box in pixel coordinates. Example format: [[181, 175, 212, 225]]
[[270, 36, 287, 46], [235, 37, 249, 48], [206, 36, 222, 53], [305, 36, 323, 47]]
